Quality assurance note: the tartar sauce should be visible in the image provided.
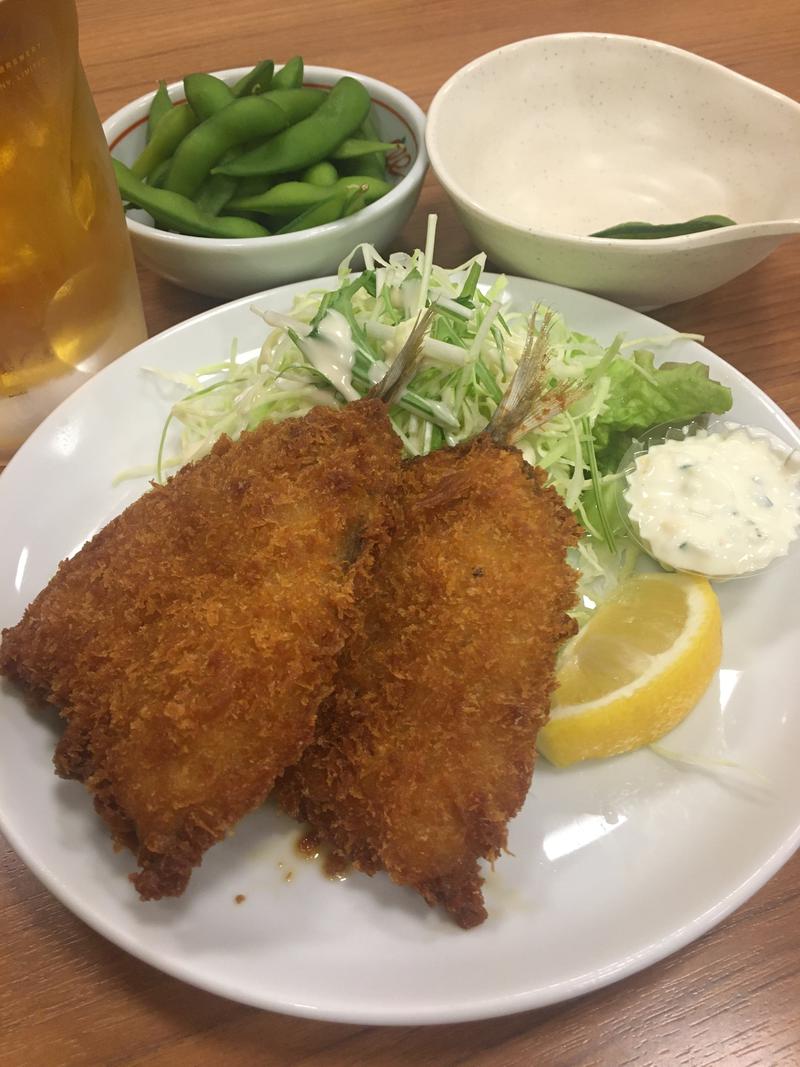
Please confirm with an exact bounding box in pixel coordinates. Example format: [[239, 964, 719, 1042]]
[[624, 426, 800, 577]]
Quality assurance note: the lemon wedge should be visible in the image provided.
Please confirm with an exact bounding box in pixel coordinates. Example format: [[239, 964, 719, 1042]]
[[538, 572, 722, 767]]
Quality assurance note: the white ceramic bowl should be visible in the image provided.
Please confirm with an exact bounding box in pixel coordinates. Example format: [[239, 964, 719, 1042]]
[[104, 66, 427, 298], [427, 34, 800, 309]]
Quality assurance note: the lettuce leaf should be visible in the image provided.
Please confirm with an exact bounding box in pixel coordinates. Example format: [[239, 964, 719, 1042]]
[[593, 351, 733, 471]]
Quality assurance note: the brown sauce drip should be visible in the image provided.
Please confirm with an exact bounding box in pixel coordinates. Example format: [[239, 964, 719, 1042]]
[[295, 828, 350, 881]]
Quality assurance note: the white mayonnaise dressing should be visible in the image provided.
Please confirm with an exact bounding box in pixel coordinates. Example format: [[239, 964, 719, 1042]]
[[367, 360, 389, 385], [624, 428, 800, 577], [301, 309, 360, 402]]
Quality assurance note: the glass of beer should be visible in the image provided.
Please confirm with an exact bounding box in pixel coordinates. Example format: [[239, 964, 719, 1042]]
[[0, 0, 147, 463]]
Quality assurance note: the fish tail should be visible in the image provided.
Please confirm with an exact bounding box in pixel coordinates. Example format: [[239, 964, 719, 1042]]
[[488, 307, 583, 446], [370, 305, 436, 404]]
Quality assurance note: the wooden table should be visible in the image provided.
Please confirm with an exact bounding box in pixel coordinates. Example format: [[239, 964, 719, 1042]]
[[2, 1, 799, 1063]]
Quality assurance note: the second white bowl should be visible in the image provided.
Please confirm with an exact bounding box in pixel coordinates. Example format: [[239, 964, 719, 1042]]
[[427, 34, 800, 309]]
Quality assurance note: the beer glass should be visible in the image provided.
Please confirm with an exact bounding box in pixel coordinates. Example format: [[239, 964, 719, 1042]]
[[0, 0, 146, 462]]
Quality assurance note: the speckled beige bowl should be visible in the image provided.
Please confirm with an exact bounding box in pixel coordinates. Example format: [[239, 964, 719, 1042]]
[[427, 34, 800, 309]]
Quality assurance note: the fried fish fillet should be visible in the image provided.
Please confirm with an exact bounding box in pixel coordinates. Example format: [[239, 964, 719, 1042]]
[[0, 399, 402, 899], [277, 434, 581, 927]]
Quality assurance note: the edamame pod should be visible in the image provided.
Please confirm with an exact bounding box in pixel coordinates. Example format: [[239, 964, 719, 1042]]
[[228, 174, 391, 215], [114, 159, 269, 238], [339, 112, 387, 178], [132, 104, 198, 179], [183, 72, 235, 120], [301, 161, 338, 187], [147, 80, 172, 141], [344, 185, 369, 217], [180, 92, 326, 203], [272, 55, 303, 90], [215, 76, 371, 178], [229, 181, 325, 215], [193, 147, 240, 214], [331, 138, 395, 160], [360, 110, 388, 178], [276, 184, 362, 234], [232, 59, 275, 97], [590, 215, 736, 239], [259, 87, 326, 118], [165, 95, 303, 198], [148, 158, 173, 188], [194, 172, 238, 215], [234, 175, 274, 199]]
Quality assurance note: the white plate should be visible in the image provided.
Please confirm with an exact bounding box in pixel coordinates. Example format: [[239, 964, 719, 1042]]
[[1, 277, 799, 1025]]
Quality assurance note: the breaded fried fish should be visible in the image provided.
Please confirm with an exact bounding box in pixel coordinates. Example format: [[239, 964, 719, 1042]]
[[277, 315, 581, 927], [0, 396, 404, 900]]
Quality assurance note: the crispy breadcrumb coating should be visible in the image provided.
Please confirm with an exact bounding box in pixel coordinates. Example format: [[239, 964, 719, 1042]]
[[277, 435, 580, 927], [0, 400, 402, 899]]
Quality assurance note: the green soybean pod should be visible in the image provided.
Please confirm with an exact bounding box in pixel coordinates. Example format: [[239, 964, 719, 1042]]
[[147, 80, 172, 141], [276, 185, 352, 234], [344, 174, 392, 203], [331, 138, 395, 160], [132, 104, 199, 179], [232, 60, 275, 97], [229, 181, 329, 215], [184, 72, 235, 120], [230, 174, 390, 215], [259, 87, 326, 119], [272, 55, 303, 90], [148, 157, 173, 188], [164, 96, 296, 198], [344, 184, 369, 217], [590, 215, 736, 239], [339, 111, 386, 178], [216, 76, 371, 178], [302, 161, 338, 187], [193, 146, 240, 214], [234, 175, 275, 199], [361, 109, 388, 177], [114, 159, 269, 238], [194, 172, 238, 216], [333, 176, 390, 211]]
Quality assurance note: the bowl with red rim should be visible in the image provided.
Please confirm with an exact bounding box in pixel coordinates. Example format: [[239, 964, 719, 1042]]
[[103, 65, 428, 299]]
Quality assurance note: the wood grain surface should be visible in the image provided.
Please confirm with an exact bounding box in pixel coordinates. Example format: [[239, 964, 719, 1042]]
[[2, 1, 800, 1064]]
